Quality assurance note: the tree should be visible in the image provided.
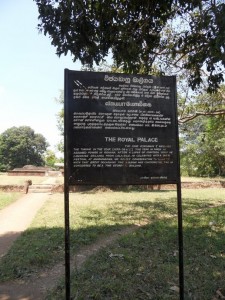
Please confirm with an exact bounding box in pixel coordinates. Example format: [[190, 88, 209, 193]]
[[0, 126, 49, 171], [44, 149, 57, 167], [55, 90, 64, 154], [35, 0, 225, 92], [179, 87, 225, 176], [180, 116, 225, 176]]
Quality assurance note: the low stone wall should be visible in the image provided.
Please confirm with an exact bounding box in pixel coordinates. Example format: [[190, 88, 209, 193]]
[[52, 184, 64, 193], [180, 181, 225, 188], [0, 185, 24, 192], [8, 170, 46, 176]]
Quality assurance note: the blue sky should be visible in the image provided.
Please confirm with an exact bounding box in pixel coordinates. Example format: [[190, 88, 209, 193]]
[[0, 0, 81, 153]]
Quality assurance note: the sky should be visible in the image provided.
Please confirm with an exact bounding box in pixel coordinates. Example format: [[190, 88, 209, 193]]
[[0, 0, 81, 154]]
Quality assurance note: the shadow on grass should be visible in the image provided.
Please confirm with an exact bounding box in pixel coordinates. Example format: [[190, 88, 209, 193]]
[[98, 197, 178, 222], [0, 194, 224, 299], [47, 212, 225, 300], [0, 223, 133, 282], [0, 232, 23, 258]]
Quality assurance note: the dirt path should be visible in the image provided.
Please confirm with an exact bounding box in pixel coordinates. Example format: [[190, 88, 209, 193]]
[[0, 178, 56, 259], [0, 178, 57, 300]]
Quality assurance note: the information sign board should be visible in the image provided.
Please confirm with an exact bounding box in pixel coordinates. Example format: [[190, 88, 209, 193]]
[[64, 70, 179, 185]]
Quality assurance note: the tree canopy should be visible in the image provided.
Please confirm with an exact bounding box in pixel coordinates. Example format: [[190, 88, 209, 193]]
[[35, 0, 225, 92], [178, 85, 225, 123], [0, 126, 48, 171]]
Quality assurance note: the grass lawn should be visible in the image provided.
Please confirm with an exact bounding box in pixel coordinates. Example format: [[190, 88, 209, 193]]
[[0, 192, 21, 210], [0, 189, 224, 299]]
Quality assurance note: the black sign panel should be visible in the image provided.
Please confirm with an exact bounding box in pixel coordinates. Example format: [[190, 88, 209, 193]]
[[64, 70, 179, 185]]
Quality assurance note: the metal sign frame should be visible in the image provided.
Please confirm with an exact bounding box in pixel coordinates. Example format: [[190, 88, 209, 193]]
[[64, 69, 184, 299]]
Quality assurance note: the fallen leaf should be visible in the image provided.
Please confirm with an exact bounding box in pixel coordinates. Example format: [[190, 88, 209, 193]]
[[170, 286, 180, 293], [209, 221, 216, 226], [109, 253, 124, 259]]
